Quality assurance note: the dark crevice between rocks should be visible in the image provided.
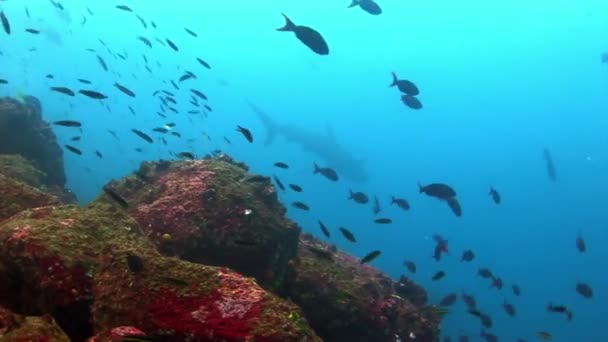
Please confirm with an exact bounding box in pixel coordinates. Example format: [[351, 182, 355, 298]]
[[51, 300, 93, 342]]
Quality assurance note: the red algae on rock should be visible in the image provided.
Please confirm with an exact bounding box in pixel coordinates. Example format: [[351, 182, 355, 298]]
[[285, 234, 441, 342], [101, 156, 300, 291]]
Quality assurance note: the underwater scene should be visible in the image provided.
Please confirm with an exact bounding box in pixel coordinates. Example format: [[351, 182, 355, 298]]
[[0, 0, 607, 341]]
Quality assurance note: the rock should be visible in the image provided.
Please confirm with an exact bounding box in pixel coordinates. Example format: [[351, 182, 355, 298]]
[[97, 156, 300, 291], [0, 154, 47, 188], [0, 173, 61, 221], [0, 96, 67, 191], [284, 234, 441, 342], [0, 305, 70, 341], [0, 203, 320, 341]]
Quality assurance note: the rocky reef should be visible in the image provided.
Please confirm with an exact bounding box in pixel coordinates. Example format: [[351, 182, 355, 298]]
[[0, 116, 440, 340]]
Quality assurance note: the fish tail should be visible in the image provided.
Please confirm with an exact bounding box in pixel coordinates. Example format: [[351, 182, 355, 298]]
[[390, 196, 395, 204], [277, 13, 296, 32], [313, 162, 320, 174], [417, 182, 423, 193], [389, 72, 398, 87], [348, 0, 361, 8]]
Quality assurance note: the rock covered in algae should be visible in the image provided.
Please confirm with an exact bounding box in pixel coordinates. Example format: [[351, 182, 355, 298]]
[[97, 155, 301, 291], [0, 172, 61, 221], [0, 96, 66, 189], [284, 234, 441, 342], [0, 154, 47, 189], [0, 305, 70, 341], [0, 203, 320, 341]]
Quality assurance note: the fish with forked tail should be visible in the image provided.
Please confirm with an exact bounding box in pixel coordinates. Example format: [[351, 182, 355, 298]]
[[277, 14, 329, 55]]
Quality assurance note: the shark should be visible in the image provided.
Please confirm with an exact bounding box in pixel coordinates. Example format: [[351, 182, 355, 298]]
[[246, 100, 369, 183]]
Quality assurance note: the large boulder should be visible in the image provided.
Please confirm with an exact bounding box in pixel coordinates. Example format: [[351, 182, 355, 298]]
[[284, 234, 441, 342], [0, 203, 320, 341], [97, 155, 300, 292], [0, 173, 61, 222], [0, 305, 70, 341], [0, 96, 66, 189]]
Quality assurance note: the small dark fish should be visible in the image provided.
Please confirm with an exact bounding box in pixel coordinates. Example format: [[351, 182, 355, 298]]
[[372, 195, 381, 215], [114, 83, 136, 97], [274, 162, 289, 169], [431, 271, 445, 281], [489, 187, 501, 204], [391, 196, 410, 210], [46, 74, 54, 79], [480, 313, 493, 328], [70, 136, 81, 141], [461, 292, 476, 309], [360, 250, 381, 264], [374, 218, 392, 224], [131, 129, 153, 144], [0, 79, 7, 84], [190, 89, 207, 100], [126, 254, 144, 273], [512, 284, 521, 296], [53, 120, 81, 127], [273, 175, 285, 191], [477, 268, 493, 278], [50, 86, 75, 96], [460, 249, 475, 262], [78, 79, 92, 84], [170, 132, 181, 138], [135, 15, 147, 29], [602, 52, 608, 63], [236, 126, 253, 143], [138, 36, 152, 48], [277, 13, 329, 55], [95, 150, 103, 158], [490, 276, 503, 290], [79, 89, 107, 99], [403, 260, 416, 273], [546, 303, 568, 313], [116, 5, 133, 12], [339, 227, 356, 243], [419, 182, 456, 199], [64, 145, 82, 155], [177, 152, 195, 160], [543, 148, 557, 181], [166, 39, 179, 51], [503, 301, 516, 317], [313, 163, 338, 181], [151, 21, 157, 29], [480, 331, 498, 342], [446, 197, 462, 217], [179, 72, 195, 82], [25, 7, 30, 18], [152, 127, 169, 134], [389, 72, 419, 95], [575, 282, 593, 298], [97, 55, 108, 71], [401, 94, 423, 109], [349, 190, 369, 204], [184, 28, 197, 37], [536, 331, 552, 340], [467, 309, 482, 318], [348, 0, 382, 15], [1, 11, 10, 35], [25, 28, 40, 34], [318, 220, 330, 238], [204, 104, 213, 112], [289, 184, 303, 192], [292, 201, 310, 211], [439, 293, 458, 306], [223, 136, 231, 144], [103, 185, 129, 208], [576, 232, 586, 252], [196, 57, 211, 69]]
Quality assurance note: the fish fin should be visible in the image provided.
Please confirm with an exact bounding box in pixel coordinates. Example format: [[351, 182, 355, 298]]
[[277, 13, 295, 31], [389, 72, 398, 87], [348, 0, 361, 8], [313, 162, 320, 174]]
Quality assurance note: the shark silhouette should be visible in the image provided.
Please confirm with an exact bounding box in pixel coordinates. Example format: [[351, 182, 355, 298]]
[[246, 100, 369, 183]]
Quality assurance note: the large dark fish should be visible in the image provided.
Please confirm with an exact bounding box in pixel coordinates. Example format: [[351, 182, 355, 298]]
[[236, 126, 253, 143], [348, 190, 369, 204], [50, 87, 75, 96], [53, 120, 81, 127], [313, 163, 339, 181], [401, 94, 423, 109], [431, 271, 445, 281], [339, 227, 356, 242], [543, 148, 556, 181], [348, 0, 382, 15], [446, 197, 462, 217], [131, 129, 153, 143], [419, 182, 456, 199], [277, 14, 329, 55], [360, 250, 381, 264], [489, 187, 501, 204], [391, 196, 410, 210], [114, 83, 136, 97], [79, 90, 107, 99], [438, 293, 458, 306], [1, 11, 10, 35], [389, 72, 419, 95], [292, 201, 310, 211], [575, 282, 593, 298]]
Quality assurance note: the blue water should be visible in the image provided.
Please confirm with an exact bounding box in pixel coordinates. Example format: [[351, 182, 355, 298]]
[[1, 0, 608, 341]]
